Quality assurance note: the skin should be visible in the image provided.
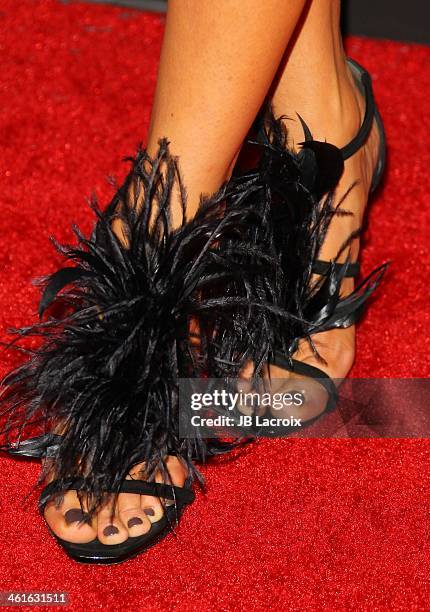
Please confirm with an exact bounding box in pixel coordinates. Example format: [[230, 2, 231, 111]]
[[248, 0, 381, 417], [45, 0, 380, 545], [46, 0, 307, 545]]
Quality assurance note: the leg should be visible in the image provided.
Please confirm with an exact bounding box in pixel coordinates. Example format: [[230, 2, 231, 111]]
[[262, 0, 381, 417], [147, 0, 307, 225], [46, 0, 309, 546]]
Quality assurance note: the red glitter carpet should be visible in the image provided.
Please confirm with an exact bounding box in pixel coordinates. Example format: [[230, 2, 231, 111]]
[[1, 1, 430, 610]]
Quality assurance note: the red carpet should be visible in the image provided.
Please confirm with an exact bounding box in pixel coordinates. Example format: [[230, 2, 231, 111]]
[[1, 1, 430, 609]]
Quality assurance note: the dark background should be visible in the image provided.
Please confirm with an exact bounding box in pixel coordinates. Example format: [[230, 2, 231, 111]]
[[81, 0, 430, 44], [343, 0, 429, 44]]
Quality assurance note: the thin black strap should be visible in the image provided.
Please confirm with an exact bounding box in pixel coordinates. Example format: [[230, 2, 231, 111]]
[[311, 62, 385, 280], [273, 352, 338, 414], [39, 478, 195, 509], [119, 479, 195, 504], [341, 59, 375, 161], [339, 59, 385, 190], [370, 104, 387, 193], [311, 61, 384, 281], [312, 260, 360, 278]]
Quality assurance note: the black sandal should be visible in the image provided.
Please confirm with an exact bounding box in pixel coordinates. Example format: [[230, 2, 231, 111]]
[[277, 58, 386, 415], [0, 140, 272, 564], [8, 434, 194, 564], [228, 58, 388, 419]]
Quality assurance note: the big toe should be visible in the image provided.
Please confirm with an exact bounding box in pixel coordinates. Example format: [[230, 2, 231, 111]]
[[44, 490, 97, 544]]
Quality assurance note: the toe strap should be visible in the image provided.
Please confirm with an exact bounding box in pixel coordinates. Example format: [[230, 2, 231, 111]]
[[8, 435, 196, 508], [39, 477, 195, 511], [119, 479, 195, 505]]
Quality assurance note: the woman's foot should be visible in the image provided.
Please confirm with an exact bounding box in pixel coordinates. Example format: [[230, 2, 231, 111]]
[[43, 456, 187, 545], [262, 59, 382, 419]]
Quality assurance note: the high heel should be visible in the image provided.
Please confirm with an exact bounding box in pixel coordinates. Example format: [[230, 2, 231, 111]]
[[230, 58, 389, 418]]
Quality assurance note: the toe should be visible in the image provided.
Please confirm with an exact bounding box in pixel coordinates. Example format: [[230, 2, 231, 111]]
[[44, 490, 97, 544], [97, 498, 129, 545], [140, 495, 164, 524], [118, 493, 152, 537], [150, 456, 188, 519]]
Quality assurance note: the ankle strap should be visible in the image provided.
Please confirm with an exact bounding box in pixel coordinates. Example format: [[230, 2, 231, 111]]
[[312, 260, 360, 278], [340, 59, 376, 161]]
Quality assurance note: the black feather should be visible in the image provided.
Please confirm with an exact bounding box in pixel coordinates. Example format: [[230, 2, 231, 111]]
[[0, 138, 274, 514], [227, 105, 388, 364]]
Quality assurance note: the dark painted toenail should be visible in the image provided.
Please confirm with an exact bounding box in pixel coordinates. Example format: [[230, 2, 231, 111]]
[[64, 508, 88, 525], [127, 517, 143, 528], [103, 525, 119, 537], [144, 507, 155, 516]]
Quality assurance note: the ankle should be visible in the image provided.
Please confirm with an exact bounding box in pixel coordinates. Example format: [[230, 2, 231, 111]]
[[272, 58, 364, 150]]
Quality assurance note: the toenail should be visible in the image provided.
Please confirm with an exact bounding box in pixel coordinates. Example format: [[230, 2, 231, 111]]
[[64, 508, 89, 525], [127, 517, 143, 528], [103, 525, 119, 537], [143, 507, 155, 516]]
